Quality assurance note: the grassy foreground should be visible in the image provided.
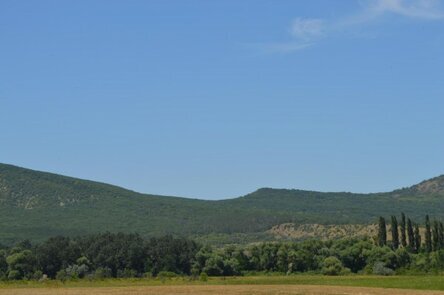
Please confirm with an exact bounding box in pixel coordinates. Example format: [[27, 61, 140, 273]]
[[0, 275, 443, 291]]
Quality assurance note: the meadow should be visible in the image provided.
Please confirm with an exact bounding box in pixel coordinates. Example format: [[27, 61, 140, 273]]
[[0, 275, 444, 294]]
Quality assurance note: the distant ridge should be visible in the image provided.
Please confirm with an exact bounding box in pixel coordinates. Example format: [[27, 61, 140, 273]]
[[0, 162, 443, 244]]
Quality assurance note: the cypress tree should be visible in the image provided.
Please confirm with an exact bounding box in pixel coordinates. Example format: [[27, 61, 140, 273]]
[[400, 212, 407, 248], [432, 220, 440, 251], [391, 216, 399, 250], [439, 222, 444, 249], [414, 224, 421, 253], [425, 215, 432, 253], [407, 218, 414, 250], [378, 216, 387, 247]]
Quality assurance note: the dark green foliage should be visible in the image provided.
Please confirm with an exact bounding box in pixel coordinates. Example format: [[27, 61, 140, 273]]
[[414, 224, 421, 253], [321, 256, 345, 275], [425, 215, 432, 253], [400, 213, 407, 248], [432, 220, 440, 252], [378, 217, 387, 247], [2, 163, 444, 243], [439, 222, 444, 249], [145, 235, 199, 276], [6, 249, 36, 280], [0, 250, 7, 278], [36, 236, 80, 278], [6, 233, 199, 280], [390, 216, 399, 250], [2, 230, 444, 280], [80, 233, 146, 277], [407, 218, 414, 250]]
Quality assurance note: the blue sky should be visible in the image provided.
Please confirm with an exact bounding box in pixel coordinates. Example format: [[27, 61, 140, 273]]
[[1, 0, 444, 199]]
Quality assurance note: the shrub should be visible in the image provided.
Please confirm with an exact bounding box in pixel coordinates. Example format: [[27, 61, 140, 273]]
[[372, 262, 394, 276], [321, 256, 344, 276], [157, 271, 177, 279], [32, 270, 43, 280], [7, 270, 21, 280], [94, 267, 112, 280], [65, 264, 89, 279], [117, 268, 137, 278], [56, 269, 68, 282], [199, 272, 208, 282]]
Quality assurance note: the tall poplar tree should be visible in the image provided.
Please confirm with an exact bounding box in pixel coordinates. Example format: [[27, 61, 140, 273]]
[[378, 216, 387, 247], [407, 218, 414, 250], [414, 224, 421, 253], [425, 215, 432, 253], [391, 216, 399, 250], [439, 222, 444, 249], [432, 220, 440, 251], [400, 212, 407, 248]]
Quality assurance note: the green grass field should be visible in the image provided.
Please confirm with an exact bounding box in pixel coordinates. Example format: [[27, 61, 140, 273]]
[[0, 275, 443, 291]]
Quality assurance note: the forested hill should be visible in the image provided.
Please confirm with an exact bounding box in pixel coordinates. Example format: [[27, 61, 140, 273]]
[[0, 163, 444, 244]]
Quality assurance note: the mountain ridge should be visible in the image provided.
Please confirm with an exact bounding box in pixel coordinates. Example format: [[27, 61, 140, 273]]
[[1, 162, 444, 244], [2, 162, 443, 202]]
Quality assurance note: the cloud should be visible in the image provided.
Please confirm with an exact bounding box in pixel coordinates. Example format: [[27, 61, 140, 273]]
[[370, 0, 444, 20], [290, 18, 324, 39], [341, 0, 444, 26], [256, 0, 444, 54]]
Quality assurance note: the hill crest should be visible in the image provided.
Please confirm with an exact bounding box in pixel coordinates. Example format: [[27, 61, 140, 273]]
[[1, 162, 444, 244]]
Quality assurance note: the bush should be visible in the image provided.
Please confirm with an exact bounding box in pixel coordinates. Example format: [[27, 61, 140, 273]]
[[32, 270, 43, 280], [372, 262, 394, 276], [66, 264, 89, 279], [94, 267, 112, 280], [321, 256, 344, 276], [56, 269, 68, 282], [157, 271, 177, 279], [117, 268, 137, 278], [7, 270, 21, 280], [199, 272, 208, 282]]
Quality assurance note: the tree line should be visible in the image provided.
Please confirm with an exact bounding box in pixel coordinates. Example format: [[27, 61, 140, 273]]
[[1, 215, 444, 281], [377, 213, 444, 253]]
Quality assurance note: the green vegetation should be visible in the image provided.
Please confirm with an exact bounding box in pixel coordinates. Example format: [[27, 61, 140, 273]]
[[0, 215, 443, 283], [1, 163, 444, 244]]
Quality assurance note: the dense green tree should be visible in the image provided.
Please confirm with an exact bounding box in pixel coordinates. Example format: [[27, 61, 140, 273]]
[[400, 213, 407, 248], [36, 236, 80, 278], [391, 216, 399, 250], [6, 250, 36, 280], [259, 243, 279, 271], [395, 248, 411, 268], [333, 239, 372, 273], [0, 250, 8, 277], [321, 256, 345, 275], [364, 246, 397, 269], [425, 215, 432, 253], [145, 235, 199, 276], [82, 233, 147, 276], [378, 217, 387, 247], [202, 254, 224, 276]]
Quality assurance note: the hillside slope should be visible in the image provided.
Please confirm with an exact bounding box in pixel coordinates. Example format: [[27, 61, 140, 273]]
[[0, 163, 443, 244]]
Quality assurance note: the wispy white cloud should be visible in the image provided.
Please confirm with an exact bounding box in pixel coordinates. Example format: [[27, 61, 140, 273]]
[[256, 0, 444, 54], [290, 18, 324, 39], [340, 0, 444, 27], [370, 0, 444, 20]]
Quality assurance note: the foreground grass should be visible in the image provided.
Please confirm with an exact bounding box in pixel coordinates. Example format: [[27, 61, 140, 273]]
[[0, 275, 443, 291]]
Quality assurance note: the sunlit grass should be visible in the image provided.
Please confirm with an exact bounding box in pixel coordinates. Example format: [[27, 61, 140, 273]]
[[0, 275, 443, 290]]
